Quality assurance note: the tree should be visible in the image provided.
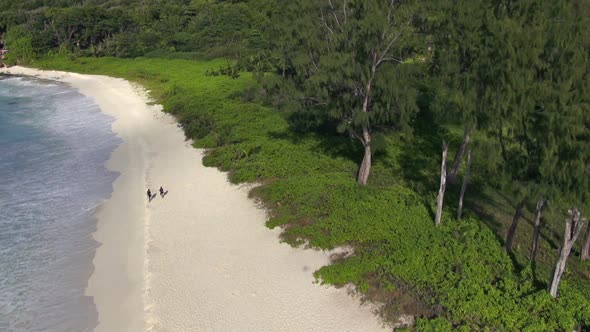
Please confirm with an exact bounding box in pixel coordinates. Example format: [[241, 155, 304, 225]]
[[428, 0, 510, 223], [268, 0, 421, 185], [4, 26, 35, 65], [548, 208, 586, 298], [505, 197, 527, 252], [428, 0, 491, 186], [484, 0, 589, 254], [434, 142, 448, 226], [45, 7, 84, 48]]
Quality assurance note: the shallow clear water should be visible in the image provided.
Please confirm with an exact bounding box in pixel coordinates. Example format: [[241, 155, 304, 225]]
[[0, 76, 121, 332]]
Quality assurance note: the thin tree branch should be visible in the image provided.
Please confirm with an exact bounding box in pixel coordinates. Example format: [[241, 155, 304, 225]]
[[348, 127, 366, 146], [308, 49, 319, 72], [302, 96, 327, 106], [320, 8, 335, 35], [353, 82, 362, 96], [376, 18, 413, 68], [379, 57, 403, 63], [383, 0, 396, 40], [328, 0, 341, 27]]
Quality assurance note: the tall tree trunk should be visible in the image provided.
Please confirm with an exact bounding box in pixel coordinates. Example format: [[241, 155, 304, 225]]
[[357, 127, 372, 185], [435, 143, 448, 226], [457, 149, 472, 220], [447, 126, 473, 184], [581, 224, 590, 261], [357, 68, 374, 186], [549, 208, 586, 298], [505, 198, 527, 252], [529, 198, 545, 262]]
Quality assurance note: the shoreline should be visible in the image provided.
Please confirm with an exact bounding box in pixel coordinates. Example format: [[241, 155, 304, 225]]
[[2, 66, 388, 331], [3, 66, 154, 331]]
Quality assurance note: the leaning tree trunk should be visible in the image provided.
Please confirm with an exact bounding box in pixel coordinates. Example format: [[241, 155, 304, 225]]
[[357, 127, 372, 185], [435, 143, 448, 226], [447, 126, 473, 184], [457, 149, 472, 220], [581, 223, 590, 261], [505, 198, 527, 252], [549, 208, 586, 298], [529, 198, 545, 262]]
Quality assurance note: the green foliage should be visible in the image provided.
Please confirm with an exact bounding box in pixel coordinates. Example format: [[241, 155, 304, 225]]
[[264, 0, 423, 184], [415, 317, 453, 332], [1, 0, 275, 59], [33, 53, 590, 330], [4, 26, 35, 65], [205, 61, 241, 79], [430, 0, 590, 209]]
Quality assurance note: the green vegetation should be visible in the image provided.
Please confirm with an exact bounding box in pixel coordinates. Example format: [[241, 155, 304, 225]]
[[34, 55, 590, 330], [265, 0, 421, 185], [4, 0, 590, 329], [4, 26, 35, 65], [0, 0, 274, 61]]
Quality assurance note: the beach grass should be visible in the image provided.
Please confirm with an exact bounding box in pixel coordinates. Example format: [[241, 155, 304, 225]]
[[34, 55, 590, 330]]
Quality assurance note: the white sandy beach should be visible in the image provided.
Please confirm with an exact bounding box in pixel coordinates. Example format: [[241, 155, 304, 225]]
[[2, 66, 389, 332]]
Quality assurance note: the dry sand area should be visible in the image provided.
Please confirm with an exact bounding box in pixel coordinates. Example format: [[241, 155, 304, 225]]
[[3, 67, 389, 332]]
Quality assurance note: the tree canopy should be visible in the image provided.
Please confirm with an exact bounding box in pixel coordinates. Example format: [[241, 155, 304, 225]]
[[0, 0, 275, 58], [264, 0, 423, 184]]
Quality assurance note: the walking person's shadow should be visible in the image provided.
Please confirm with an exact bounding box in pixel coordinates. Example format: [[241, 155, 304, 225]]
[[149, 194, 158, 202], [160, 191, 169, 198]]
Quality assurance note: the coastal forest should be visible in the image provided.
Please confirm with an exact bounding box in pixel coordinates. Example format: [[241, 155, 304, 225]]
[[2, 0, 590, 330]]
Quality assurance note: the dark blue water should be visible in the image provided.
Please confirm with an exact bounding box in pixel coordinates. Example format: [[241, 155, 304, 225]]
[[0, 75, 121, 332]]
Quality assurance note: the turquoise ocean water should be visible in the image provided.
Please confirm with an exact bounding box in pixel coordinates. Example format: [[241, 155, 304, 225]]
[[0, 75, 121, 331]]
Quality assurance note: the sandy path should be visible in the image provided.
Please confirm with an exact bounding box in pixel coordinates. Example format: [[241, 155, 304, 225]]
[[2, 67, 389, 332]]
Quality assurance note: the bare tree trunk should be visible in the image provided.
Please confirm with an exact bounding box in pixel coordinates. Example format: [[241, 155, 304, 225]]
[[505, 198, 527, 252], [581, 224, 590, 261], [549, 208, 586, 298], [447, 126, 473, 184], [357, 127, 372, 185], [435, 143, 448, 226], [529, 198, 545, 262], [357, 67, 374, 186], [457, 149, 472, 220]]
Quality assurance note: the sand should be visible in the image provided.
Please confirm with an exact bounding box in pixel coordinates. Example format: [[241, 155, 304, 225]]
[[2, 66, 389, 332]]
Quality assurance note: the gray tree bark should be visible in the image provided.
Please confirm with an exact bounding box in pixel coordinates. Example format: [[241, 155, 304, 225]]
[[529, 198, 545, 262], [549, 208, 586, 298], [457, 149, 472, 220], [581, 224, 590, 261], [505, 198, 527, 252], [447, 126, 473, 184], [357, 127, 372, 185], [357, 66, 375, 186], [435, 143, 448, 226]]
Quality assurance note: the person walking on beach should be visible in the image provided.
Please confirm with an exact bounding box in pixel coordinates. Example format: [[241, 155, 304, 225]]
[[147, 189, 152, 201], [159, 186, 165, 197]]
